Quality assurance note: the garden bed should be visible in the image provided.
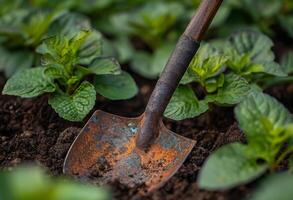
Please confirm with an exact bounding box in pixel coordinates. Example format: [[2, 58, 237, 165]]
[[1, 70, 292, 200]]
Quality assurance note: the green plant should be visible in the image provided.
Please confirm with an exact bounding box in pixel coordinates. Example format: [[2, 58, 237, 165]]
[[0, 1, 66, 76], [198, 92, 293, 190], [0, 166, 109, 200], [116, 1, 184, 79], [2, 30, 138, 121], [164, 30, 287, 120]]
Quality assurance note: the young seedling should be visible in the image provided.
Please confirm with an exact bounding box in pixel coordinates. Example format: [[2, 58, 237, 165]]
[[198, 92, 293, 190], [164, 30, 287, 120], [2, 30, 138, 121]]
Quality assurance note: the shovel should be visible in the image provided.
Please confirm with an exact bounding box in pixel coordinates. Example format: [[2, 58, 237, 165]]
[[64, 0, 223, 192]]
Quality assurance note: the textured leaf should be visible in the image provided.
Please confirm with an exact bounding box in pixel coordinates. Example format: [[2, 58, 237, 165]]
[[199, 143, 268, 190], [228, 30, 274, 62], [235, 92, 293, 141], [44, 64, 66, 79], [205, 73, 251, 104], [250, 173, 293, 200], [189, 43, 227, 82], [0, 47, 34, 77], [164, 85, 209, 120], [2, 67, 55, 98], [235, 93, 293, 164], [48, 81, 96, 121], [88, 57, 121, 75], [36, 34, 76, 65], [48, 12, 91, 38], [252, 61, 286, 77], [94, 71, 138, 100], [36, 30, 102, 66], [226, 30, 285, 77], [77, 30, 102, 65]]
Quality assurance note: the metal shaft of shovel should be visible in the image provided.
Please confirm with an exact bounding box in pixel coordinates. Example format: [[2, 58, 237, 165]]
[[63, 0, 223, 193], [137, 0, 223, 149]]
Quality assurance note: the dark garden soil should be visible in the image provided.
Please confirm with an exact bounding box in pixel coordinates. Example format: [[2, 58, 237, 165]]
[[1, 70, 292, 200]]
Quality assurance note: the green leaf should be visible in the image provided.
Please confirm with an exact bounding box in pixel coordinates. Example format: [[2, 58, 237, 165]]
[[88, 57, 121, 75], [205, 73, 251, 104], [251, 62, 286, 77], [235, 92, 293, 141], [128, 2, 183, 48], [48, 81, 96, 121], [0, 47, 34, 77], [204, 74, 225, 93], [281, 51, 293, 74], [198, 143, 268, 190], [180, 70, 197, 84], [48, 12, 91, 38], [235, 92, 293, 162], [250, 173, 293, 200], [262, 51, 293, 87], [164, 85, 209, 120], [44, 64, 66, 79], [112, 36, 134, 63], [189, 43, 227, 82], [228, 30, 274, 62], [21, 10, 65, 46], [223, 30, 286, 76], [36, 34, 76, 65], [52, 181, 109, 200], [226, 30, 285, 77], [130, 52, 154, 79], [77, 30, 102, 65], [130, 44, 173, 79], [2, 67, 55, 98], [94, 71, 138, 100], [36, 30, 102, 66], [0, 166, 109, 200]]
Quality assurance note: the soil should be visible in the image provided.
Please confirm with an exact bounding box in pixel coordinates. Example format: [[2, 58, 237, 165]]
[[0, 68, 292, 200]]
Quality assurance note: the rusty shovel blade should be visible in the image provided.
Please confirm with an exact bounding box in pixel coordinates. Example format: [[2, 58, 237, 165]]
[[63, 110, 196, 192]]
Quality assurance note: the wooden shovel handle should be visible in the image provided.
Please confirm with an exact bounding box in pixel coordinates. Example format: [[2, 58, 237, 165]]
[[137, 0, 223, 149]]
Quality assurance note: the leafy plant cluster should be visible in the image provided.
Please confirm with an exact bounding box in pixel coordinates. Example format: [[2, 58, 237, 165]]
[[25, 0, 293, 79], [198, 92, 293, 191], [2, 30, 138, 121], [164, 30, 293, 121], [1, 0, 293, 80], [0, 166, 109, 200], [1, 1, 138, 122]]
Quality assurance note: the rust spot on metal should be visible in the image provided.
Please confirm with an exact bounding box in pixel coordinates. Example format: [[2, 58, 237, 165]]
[[64, 110, 196, 192]]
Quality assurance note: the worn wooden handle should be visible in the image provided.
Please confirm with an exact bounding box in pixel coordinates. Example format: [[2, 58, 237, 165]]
[[137, 0, 223, 150], [185, 0, 223, 41]]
